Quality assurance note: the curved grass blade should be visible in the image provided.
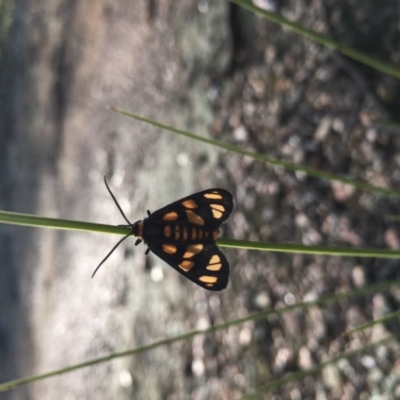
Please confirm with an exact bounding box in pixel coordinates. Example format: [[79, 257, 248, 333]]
[[231, 0, 400, 80], [1, 279, 399, 392], [110, 107, 400, 199]]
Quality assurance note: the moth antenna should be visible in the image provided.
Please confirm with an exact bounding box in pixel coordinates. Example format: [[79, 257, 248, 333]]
[[92, 176, 134, 278], [103, 176, 132, 226], [91, 232, 132, 278]]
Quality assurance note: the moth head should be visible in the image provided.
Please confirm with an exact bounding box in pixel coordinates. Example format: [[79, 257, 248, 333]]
[[131, 220, 143, 238]]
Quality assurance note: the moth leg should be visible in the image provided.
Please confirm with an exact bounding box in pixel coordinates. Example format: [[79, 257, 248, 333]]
[[145, 247, 150, 255], [135, 238, 142, 246]]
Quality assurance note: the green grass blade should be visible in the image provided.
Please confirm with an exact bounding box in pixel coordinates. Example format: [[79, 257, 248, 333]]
[[1, 210, 399, 259], [345, 309, 400, 336], [1, 279, 398, 392], [0, 210, 130, 236], [376, 120, 400, 133], [231, 0, 400, 80], [110, 107, 400, 199], [237, 336, 395, 400], [386, 215, 400, 222], [219, 238, 400, 259]]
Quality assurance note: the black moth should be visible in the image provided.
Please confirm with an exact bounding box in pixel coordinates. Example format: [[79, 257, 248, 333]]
[[93, 177, 233, 291]]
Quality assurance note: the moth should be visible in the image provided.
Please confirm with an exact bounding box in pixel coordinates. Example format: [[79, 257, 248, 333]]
[[93, 177, 234, 291]]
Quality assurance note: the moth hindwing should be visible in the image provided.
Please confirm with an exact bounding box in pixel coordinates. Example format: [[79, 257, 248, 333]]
[[94, 179, 233, 291]]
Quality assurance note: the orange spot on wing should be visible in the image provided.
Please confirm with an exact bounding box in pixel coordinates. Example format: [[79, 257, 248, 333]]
[[211, 209, 223, 219], [210, 255, 221, 264], [179, 260, 194, 272], [162, 244, 177, 254], [183, 244, 203, 258], [163, 211, 178, 221], [211, 204, 225, 219], [185, 210, 205, 226], [204, 192, 223, 200], [207, 254, 222, 271], [182, 199, 198, 209], [199, 276, 218, 284]]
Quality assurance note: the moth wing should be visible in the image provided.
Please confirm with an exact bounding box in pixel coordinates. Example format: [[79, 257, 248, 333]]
[[149, 188, 233, 230], [147, 241, 230, 291]]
